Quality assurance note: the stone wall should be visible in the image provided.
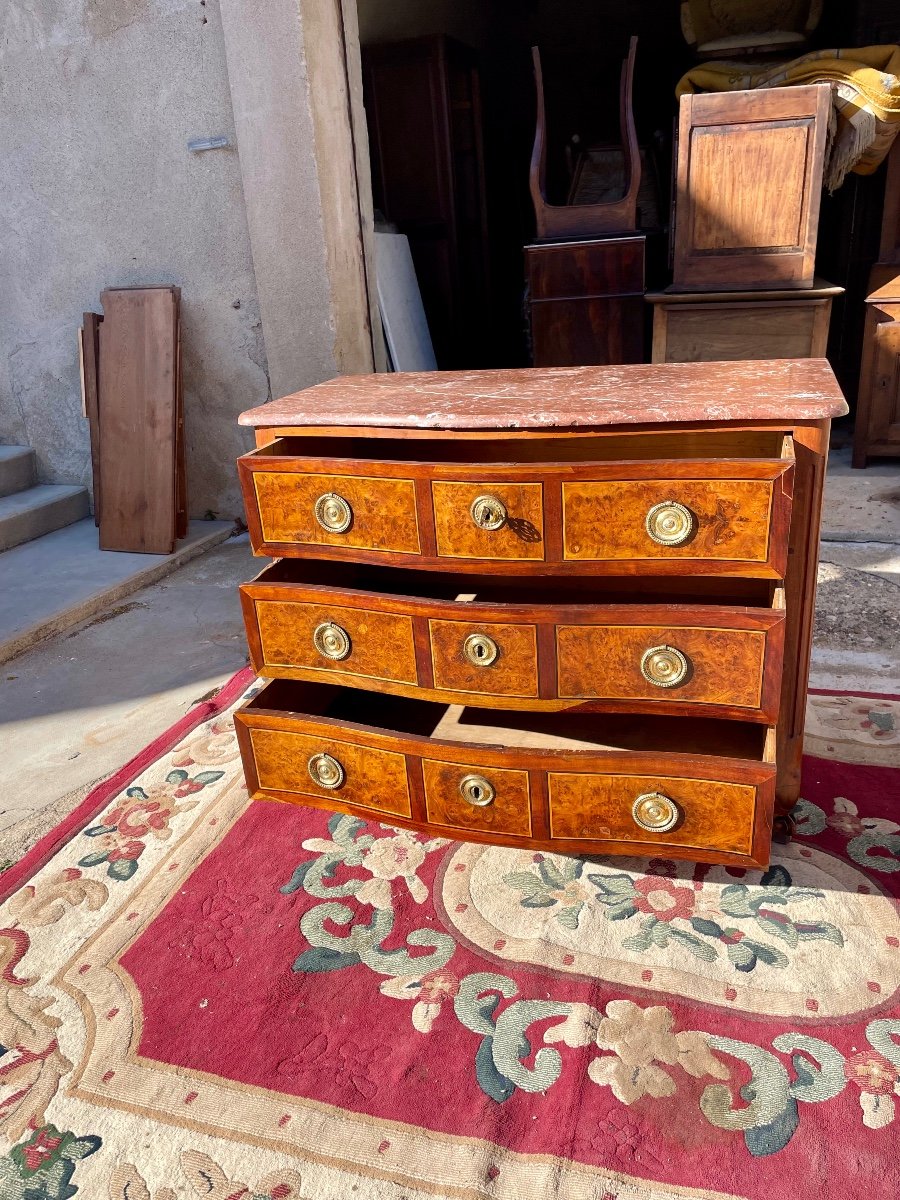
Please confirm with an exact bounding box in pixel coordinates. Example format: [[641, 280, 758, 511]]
[[0, 0, 343, 520]]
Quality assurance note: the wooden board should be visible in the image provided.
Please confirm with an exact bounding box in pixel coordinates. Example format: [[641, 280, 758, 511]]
[[98, 287, 179, 554], [673, 85, 830, 291], [81, 313, 102, 527]]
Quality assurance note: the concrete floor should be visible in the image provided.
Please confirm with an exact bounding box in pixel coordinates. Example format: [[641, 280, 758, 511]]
[[1, 449, 898, 870], [0, 535, 261, 866]]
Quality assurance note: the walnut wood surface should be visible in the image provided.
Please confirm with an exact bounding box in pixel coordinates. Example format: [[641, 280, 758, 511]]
[[432, 481, 544, 561], [556, 624, 767, 710], [548, 772, 757, 857], [238, 360, 847, 430], [562, 475, 786, 570], [423, 759, 533, 837], [248, 469, 420, 555], [673, 86, 829, 291], [234, 681, 775, 867], [253, 599, 418, 686], [240, 561, 784, 720], [429, 619, 539, 699], [248, 726, 412, 818]]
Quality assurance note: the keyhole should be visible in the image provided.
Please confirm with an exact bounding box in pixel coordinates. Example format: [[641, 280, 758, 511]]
[[475, 644, 485, 659], [471, 784, 482, 801]]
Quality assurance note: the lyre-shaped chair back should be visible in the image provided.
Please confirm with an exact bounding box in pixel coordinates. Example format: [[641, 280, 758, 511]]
[[529, 36, 641, 240]]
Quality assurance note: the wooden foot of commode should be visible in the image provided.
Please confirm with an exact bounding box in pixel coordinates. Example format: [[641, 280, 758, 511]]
[[772, 812, 796, 844]]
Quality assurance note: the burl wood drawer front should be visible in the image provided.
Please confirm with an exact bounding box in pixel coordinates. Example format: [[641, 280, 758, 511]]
[[556, 623, 770, 713], [236, 681, 776, 866], [247, 727, 412, 818], [251, 470, 420, 555], [253, 600, 418, 686], [548, 772, 758, 857], [429, 619, 539, 699], [563, 474, 788, 573], [432, 482, 544, 561], [423, 759, 532, 837]]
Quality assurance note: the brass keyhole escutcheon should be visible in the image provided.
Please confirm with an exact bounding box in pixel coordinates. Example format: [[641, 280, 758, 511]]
[[314, 492, 353, 534], [645, 500, 694, 546], [313, 621, 352, 662], [632, 791, 679, 833], [307, 752, 345, 790], [459, 773, 495, 807], [640, 644, 689, 688], [470, 494, 508, 531], [463, 632, 499, 667]]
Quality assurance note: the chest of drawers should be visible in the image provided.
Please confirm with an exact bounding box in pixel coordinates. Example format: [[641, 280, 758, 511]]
[[233, 360, 846, 868]]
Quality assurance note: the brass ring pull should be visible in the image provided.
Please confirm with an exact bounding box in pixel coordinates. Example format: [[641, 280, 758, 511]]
[[307, 752, 345, 790], [463, 632, 499, 667], [314, 492, 353, 534], [645, 500, 694, 546], [313, 621, 352, 662], [632, 792, 679, 833], [459, 773, 495, 807], [640, 644, 689, 688], [470, 494, 508, 531]]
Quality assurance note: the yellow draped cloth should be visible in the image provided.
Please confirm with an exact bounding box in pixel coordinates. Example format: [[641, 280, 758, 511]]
[[676, 45, 900, 189]]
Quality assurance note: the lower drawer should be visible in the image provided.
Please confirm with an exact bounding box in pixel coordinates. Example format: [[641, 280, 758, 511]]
[[234, 680, 776, 867]]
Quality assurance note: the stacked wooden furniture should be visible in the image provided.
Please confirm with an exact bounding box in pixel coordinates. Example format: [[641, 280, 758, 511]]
[[853, 140, 900, 467], [648, 85, 842, 363], [80, 286, 186, 553], [233, 361, 846, 869], [526, 39, 646, 368]]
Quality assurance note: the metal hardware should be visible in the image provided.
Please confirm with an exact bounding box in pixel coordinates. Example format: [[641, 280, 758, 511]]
[[645, 500, 694, 546], [470, 494, 508, 531], [463, 632, 499, 667], [632, 791, 679, 833], [459, 773, 495, 807], [314, 492, 353, 533], [307, 752, 345, 790], [313, 621, 352, 662], [640, 644, 689, 688]]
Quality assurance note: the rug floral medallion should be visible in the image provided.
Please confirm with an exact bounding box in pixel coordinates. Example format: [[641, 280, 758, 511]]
[[2, 681, 900, 1200]]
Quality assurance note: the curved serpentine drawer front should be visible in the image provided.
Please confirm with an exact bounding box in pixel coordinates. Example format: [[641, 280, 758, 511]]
[[237, 434, 794, 578], [234, 680, 777, 868], [240, 563, 786, 721]]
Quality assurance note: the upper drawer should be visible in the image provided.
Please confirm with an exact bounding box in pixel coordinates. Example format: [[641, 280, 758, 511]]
[[245, 466, 420, 555], [238, 433, 793, 577], [562, 469, 788, 572]]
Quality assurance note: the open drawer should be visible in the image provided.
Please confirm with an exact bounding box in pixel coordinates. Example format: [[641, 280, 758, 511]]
[[236, 429, 795, 578], [240, 561, 786, 721], [234, 680, 777, 867]]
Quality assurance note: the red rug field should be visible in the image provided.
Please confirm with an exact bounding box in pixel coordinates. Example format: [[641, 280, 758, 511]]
[[2, 670, 899, 1200]]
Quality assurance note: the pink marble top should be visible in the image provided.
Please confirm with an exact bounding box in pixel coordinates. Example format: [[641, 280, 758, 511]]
[[239, 360, 847, 430]]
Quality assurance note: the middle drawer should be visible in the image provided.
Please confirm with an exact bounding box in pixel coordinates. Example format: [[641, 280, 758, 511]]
[[241, 562, 785, 722]]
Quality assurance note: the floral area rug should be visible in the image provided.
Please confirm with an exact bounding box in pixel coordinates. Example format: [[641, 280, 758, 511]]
[[2, 672, 900, 1200]]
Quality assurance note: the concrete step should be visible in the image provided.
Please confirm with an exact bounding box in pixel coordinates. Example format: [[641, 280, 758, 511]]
[[0, 517, 234, 665], [0, 484, 91, 552], [0, 446, 36, 498]]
